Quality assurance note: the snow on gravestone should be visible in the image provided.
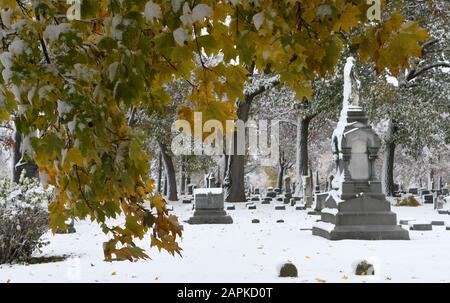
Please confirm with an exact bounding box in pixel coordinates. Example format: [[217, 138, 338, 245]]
[[312, 57, 409, 240], [186, 188, 233, 224]]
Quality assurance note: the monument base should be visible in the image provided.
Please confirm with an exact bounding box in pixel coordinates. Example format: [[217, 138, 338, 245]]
[[186, 209, 233, 224], [312, 189, 409, 240], [312, 224, 409, 240]]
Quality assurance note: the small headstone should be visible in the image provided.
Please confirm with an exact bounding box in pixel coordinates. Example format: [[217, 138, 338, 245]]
[[307, 211, 321, 216], [284, 176, 292, 194], [276, 197, 283, 202], [423, 194, 434, 204], [276, 219, 284, 223], [408, 187, 418, 195], [166, 205, 174, 211], [56, 219, 76, 234], [251, 197, 260, 202], [409, 221, 432, 231], [421, 189, 431, 196], [295, 205, 306, 210], [314, 192, 328, 212], [279, 262, 298, 278], [182, 199, 192, 204], [186, 188, 233, 224], [226, 205, 235, 210], [434, 196, 445, 210], [399, 219, 415, 225], [438, 210, 449, 215], [261, 199, 271, 205], [355, 260, 375, 276], [266, 191, 276, 198], [251, 219, 260, 224], [275, 205, 286, 210], [247, 204, 257, 210], [431, 221, 445, 226], [274, 188, 282, 194], [290, 198, 296, 206], [186, 184, 195, 195], [254, 188, 260, 195]]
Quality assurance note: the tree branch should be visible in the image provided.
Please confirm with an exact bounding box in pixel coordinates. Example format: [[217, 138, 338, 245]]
[[407, 61, 450, 81]]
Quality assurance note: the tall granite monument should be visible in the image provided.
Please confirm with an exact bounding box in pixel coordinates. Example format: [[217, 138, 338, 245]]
[[312, 57, 409, 240]]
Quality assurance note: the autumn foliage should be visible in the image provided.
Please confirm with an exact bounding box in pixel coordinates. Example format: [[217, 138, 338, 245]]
[[0, 0, 428, 260]]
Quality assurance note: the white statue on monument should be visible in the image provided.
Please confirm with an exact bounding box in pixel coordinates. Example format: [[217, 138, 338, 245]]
[[342, 57, 361, 108]]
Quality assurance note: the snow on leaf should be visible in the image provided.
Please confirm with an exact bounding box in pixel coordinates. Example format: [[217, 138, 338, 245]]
[[253, 12, 264, 30], [192, 4, 213, 22], [144, 1, 162, 22], [44, 23, 71, 42], [173, 27, 188, 46], [180, 2, 193, 26]]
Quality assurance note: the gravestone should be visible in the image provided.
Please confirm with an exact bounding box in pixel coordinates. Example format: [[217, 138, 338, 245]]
[[266, 190, 276, 198], [420, 189, 431, 196], [284, 176, 292, 194], [423, 194, 433, 204], [274, 188, 282, 194], [409, 221, 432, 231], [56, 219, 76, 234], [434, 195, 445, 210], [314, 192, 328, 212], [208, 176, 216, 188], [186, 188, 233, 224], [187, 184, 195, 195], [302, 175, 313, 208], [312, 57, 409, 240], [428, 170, 434, 191], [254, 188, 260, 195], [314, 171, 320, 193], [408, 187, 418, 195]]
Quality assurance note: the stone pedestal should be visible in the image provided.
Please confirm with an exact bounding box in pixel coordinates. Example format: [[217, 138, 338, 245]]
[[312, 79, 408, 240], [186, 188, 233, 224]]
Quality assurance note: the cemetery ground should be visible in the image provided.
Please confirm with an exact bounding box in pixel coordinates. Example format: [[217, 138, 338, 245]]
[[2, 199, 450, 283]]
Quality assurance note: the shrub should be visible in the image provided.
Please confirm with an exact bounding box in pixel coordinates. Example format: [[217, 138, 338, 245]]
[[396, 196, 421, 207], [0, 174, 52, 264]]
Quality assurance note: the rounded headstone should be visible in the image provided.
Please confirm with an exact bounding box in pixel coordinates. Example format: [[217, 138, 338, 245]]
[[355, 260, 375, 276], [279, 262, 298, 278]]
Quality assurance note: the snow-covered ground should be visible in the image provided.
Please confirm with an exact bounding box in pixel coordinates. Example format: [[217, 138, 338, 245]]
[[1, 200, 450, 283]]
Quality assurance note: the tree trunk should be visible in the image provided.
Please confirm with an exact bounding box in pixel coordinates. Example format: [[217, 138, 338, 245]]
[[294, 116, 311, 196], [158, 141, 178, 201], [157, 151, 162, 193], [13, 131, 38, 183], [224, 101, 251, 202], [277, 166, 285, 190], [382, 119, 398, 197]]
